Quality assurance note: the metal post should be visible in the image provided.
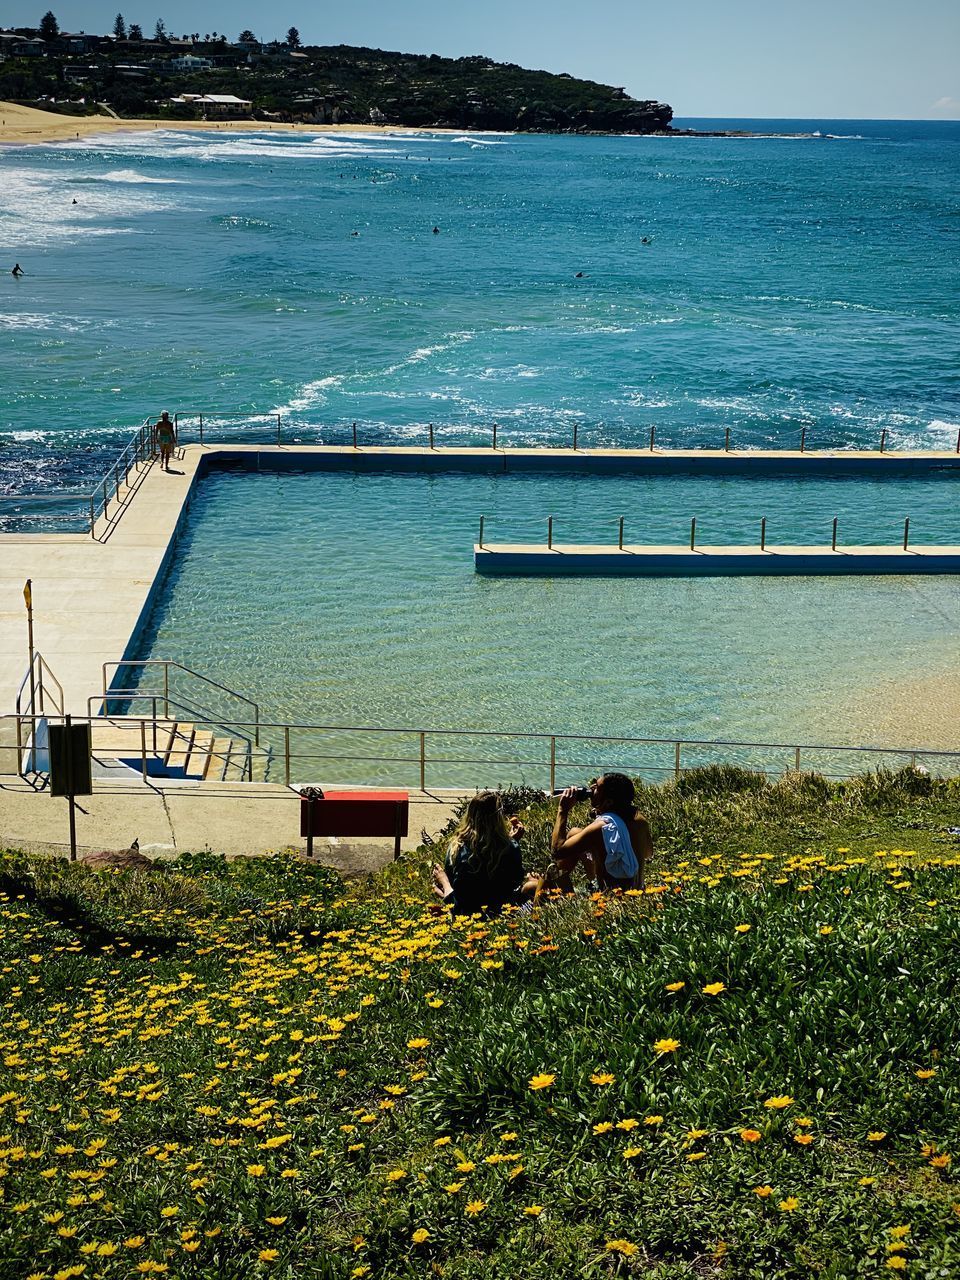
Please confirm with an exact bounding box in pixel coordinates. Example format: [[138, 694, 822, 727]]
[[903, 517, 910, 550], [419, 731, 426, 791], [674, 741, 681, 779], [800, 427, 806, 453], [163, 663, 170, 720], [649, 425, 655, 452], [690, 517, 696, 550], [199, 412, 204, 444], [794, 746, 801, 772], [760, 516, 767, 551], [24, 581, 36, 774], [429, 423, 434, 450], [152, 697, 157, 755], [618, 516, 624, 550], [547, 516, 554, 549], [65, 713, 77, 863], [880, 428, 887, 453], [102, 480, 109, 517], [549, 736, 556, 793], [140, 718, 148, 783], [277, 414, 282, 446], [478, 514, 485, 548], [724, 427, 730, 452], [831, 516, 838, 551], [284, 725, 290, 787], [573, 424, 578, 452], [89, 495, 95, 538], [492, 421, 498, 450], [352, 421, 358, 449]]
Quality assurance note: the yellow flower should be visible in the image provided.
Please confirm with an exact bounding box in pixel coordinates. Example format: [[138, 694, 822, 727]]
[[590, 1072, 615, 1086], [465, 1200, 486, 1216], [867, 1131, 887, 1142], [500, 1132, 518, 1142], [916, 1068, 937, 1080], [523, 1205, 544, 1216], [889, 1226, 911, 1239], [764, 1096, 794, 1110], [412, 1228, 430, 1244], [819, 925, 834, 935], [859, 1176, 876, 1185], [930, 1153, 952, 1168], [753, 1185, 772, 1197], [386, 1169, 407, 1182], [124, 1237, 145, 1248], [605, 1240, 638, 1256], [740, 1129, 762, 1143], [644, 1114, 664, 1126], [778, 1197, 799, 1212], [734, 924, 751, 933], [593, 1122, 614, 1134], [623, 1146, 642, 1160], [96, 1244, 117, 1257], [258, 1250, 279, 1263], [433, 1136, 452, 1147], [616, 1118, 639, 1131], [702, 982, 726, 996], [182, 1242, 200, 1253], [687, 1151, 707, 1161], [444, 1182, 464, 1194], [793, 1134, 813, 1146], [351, 1269, 371, 1279], [686, 1128, 709, 1140], [653, 1038, 680, 1054], [529, 1073, 555, 1090], [266, 1216, 287, 1226], [246, 1164, 265, 1177], [160, 1207, 178, 1218], [886, 1260, 907, 1272], [407, 1038, 430, 1050], [456, 1160, 476, 1173], [665, 981, 686, 992]]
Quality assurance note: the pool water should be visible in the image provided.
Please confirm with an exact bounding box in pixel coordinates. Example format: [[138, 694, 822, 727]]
[[134, 468, 960, 784]]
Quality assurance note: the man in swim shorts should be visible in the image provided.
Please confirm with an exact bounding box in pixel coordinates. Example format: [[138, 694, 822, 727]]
[[155, 411, 177, 471]]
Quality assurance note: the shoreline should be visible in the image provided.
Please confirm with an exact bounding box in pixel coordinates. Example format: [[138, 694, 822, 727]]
[[0, 101, 817, 148]]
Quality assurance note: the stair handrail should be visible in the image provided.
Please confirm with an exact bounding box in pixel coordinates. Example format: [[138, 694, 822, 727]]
[[102, 659, 261, 746], [87, 692, 259, 753]]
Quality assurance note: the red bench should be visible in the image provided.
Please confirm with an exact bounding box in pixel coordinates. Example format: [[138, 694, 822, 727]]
[[300, 789, 409, 860]]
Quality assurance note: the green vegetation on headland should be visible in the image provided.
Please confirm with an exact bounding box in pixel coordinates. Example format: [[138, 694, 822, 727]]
[[0, 15, 672, 132], [2, 765, 959, 1277]]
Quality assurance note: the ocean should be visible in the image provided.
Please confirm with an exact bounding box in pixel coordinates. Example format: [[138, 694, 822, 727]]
[[2, 119, 959, 762]]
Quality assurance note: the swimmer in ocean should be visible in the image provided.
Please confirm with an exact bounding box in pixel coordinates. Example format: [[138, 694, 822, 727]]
[[11, 264, 24, 277]]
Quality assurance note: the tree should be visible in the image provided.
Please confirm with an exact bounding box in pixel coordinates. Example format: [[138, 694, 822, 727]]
[[113, 13, 126, 38], [286, 26, 300, 48], [153, 18, 166, 41], [238, 29, 257, 43], [39, 10, 59, 41], [128, 22, 143, 39]]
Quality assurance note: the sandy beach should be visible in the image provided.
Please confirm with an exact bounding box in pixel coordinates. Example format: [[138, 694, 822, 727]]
[[0, 101, 468, 146]]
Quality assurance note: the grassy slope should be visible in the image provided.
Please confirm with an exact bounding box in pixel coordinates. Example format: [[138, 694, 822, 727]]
[[1, 766, 959, 1279]]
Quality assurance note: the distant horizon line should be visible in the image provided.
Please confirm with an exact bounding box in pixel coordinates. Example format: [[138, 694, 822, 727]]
[[673, 114, 960, 122]]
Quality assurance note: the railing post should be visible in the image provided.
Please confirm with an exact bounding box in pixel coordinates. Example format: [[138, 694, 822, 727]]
[[478, 514, 485, 548], [284, 725, 290, 787], [649, 425, 655, 452], [102, 480, 109, 517], [547, 515, 554, 549], [618, 515, 624, 550], [724, 427, 730, 452], [831, 516, 838, 551], [880, 428, 887, 453], [800, 427, 806, 453], [277, 414, 282, 447], [690, 517, 696, 550], [419, 731, 426, 791], [549, 736, 556, 793], [429, 423, 434, 450], [140, 718, 148, 783], [163, 663, 169, 720], [760, 516, 767, 551], [795, 746, 801, 772], [352, 421, 358, 450], [903, 517, 910, 550], [152, 697, 157, 755], [492, 421, 498, 450], [674, 741, 681, 779], [573, 424, 578, 452], [89, 495, 96, 538]]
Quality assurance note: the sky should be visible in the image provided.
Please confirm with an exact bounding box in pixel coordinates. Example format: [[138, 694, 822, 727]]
[[4, 0, 960, 119]]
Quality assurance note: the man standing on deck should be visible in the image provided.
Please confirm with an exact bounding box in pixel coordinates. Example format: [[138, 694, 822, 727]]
[[154, 411, 177, 472]]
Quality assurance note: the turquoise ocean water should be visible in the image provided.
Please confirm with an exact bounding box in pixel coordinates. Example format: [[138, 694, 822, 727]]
[[2, 120, 959, 769]]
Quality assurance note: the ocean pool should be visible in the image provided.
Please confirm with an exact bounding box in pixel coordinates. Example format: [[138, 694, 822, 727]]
[[131, 467, 960, 785]]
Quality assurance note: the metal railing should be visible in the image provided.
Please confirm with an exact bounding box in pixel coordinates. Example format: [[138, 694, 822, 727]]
[[100, 660, 261, 747], [0, 419, 156, 535], [6, 711, 958, 791], [14, 651, 65, 776], [170, 412, 960, 456]]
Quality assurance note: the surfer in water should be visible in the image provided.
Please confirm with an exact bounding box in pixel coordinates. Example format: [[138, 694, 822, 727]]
[[11, 264, 24, 277]]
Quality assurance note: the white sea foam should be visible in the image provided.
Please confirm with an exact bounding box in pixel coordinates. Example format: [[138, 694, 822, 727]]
[[96, 169, 181, 184], [0, 313, 85, 333], [0, 166, 177, 246]]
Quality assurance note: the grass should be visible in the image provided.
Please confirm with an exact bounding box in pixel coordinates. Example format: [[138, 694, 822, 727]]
[[1, 766, 959, 1278]]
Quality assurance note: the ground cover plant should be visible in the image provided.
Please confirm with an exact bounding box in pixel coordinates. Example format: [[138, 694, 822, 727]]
[[1, 766, 959, 1278]]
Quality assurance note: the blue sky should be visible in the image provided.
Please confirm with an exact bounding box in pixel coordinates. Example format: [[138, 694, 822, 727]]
[[6, 0, 960, 118]]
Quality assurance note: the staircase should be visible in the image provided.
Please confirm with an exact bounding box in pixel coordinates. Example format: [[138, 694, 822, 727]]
[[90, 716, 269, 782]]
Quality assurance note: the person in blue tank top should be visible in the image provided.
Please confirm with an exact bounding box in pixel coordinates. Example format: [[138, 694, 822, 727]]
[[550, 772, 652, 892], [432, 791, 528, 917]]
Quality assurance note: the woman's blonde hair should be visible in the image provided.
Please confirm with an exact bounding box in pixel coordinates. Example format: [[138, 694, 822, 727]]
[[448, 791, 513, 871]]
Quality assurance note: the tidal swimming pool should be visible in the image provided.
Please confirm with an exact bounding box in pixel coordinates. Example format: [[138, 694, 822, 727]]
[[133, 468, 960, 785]]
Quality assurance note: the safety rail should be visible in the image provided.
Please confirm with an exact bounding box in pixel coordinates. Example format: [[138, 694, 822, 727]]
[[14, 651, 65, 777], [4, 713, 959, 791], [101, 660, 261, 747], [0, 419, 156, 535], [170, 412, 960, 456]]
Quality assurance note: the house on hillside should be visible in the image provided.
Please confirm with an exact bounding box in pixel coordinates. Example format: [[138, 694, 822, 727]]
[[164, 54, 213, 73], [169, 93, 253, 115], [0, 34, 45, 57]]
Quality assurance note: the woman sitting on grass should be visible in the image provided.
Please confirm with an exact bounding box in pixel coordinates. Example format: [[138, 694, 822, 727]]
[[432, 791, 531, 917], [549, 773, 652, 892]]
